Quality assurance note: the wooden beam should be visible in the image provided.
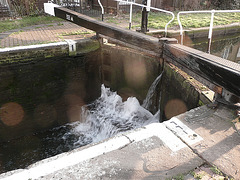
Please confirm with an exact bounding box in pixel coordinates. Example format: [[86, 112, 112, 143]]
[[44, 4, 240, 98], [53, 7, 161, 54], [163, 44, 240, 97]]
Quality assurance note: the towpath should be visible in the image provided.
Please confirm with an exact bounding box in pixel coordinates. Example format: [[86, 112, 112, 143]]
[[0, 21, 95, 48]]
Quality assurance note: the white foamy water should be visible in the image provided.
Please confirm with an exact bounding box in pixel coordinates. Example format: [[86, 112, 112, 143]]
[[63, 84, 159, 148]]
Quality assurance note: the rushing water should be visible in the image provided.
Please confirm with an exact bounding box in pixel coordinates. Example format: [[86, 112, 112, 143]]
[[63, 84, 158, 148], [0, 76, 160, 173]]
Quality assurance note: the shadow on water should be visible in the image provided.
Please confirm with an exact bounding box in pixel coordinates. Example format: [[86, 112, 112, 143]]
[[0, 50, 102, 173], [184, 33, 240, 64], [0, 45, 163, 173], [0, 42, 201, 173]]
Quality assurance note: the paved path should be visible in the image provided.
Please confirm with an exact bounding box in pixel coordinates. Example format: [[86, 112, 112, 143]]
[[0, 21, 94, 48]]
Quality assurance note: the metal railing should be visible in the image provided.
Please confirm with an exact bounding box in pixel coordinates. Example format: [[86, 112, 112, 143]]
[[177, 9, 240, 53], [97, 0, 104, 21], [116, 0, 175, 37], [0, 0, 9, 7], [0, 0, 11, 18], [49, 0, 104, 19]]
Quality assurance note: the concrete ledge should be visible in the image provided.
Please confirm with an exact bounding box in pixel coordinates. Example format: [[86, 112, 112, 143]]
[[0, 42, 69, 64], [0, 115, 204, 179], [0, 104, 238, 179], [0, 38, 100, 64], [149, 23, 240, 40]]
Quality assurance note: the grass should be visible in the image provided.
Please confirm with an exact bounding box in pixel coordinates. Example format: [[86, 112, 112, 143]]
[[191, 171, 206, 180], [60, 31, 92, 36], [131, 11, 240, 29], [210, 165, 223, 176], [0, 15, 63, 33], [58, 30, 92, 39], [1, 11, 239, 33]]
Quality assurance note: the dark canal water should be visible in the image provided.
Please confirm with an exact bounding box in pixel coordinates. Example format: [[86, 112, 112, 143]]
[[185, 34, 240, 64], [0, 47, 162, 174], [0, 50, 102, 173], [0, 43, 202, 174]]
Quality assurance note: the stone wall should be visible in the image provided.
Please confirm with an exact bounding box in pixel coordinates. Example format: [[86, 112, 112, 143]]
[[0, 42, 69, 64], [160, 62, 201, 120], [101, 43, 203, 119], [0, 40, 101, 142]]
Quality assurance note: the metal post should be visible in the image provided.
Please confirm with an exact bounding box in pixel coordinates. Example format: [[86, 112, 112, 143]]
[[129, 2, 133, 29], [207, 9, 215, 53], [116, 0, 174, 36], [141, 0, 148, 33], [177, 12, 183, 44], [98, 0, 104, 21]]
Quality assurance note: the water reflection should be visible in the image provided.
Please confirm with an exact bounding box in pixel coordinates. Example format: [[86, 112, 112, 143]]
[[188, 34, 240, 64], [0, 45, 161, 174], [0, 52, 101, 173], [0, 52, 101, 142]]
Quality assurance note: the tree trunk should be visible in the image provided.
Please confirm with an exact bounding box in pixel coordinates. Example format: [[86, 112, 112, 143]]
[[25, 0, 29, 15]]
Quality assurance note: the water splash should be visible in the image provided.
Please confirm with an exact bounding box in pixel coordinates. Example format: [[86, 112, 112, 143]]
[[142, 72, 163, 110], [63, 84, 158, 148]]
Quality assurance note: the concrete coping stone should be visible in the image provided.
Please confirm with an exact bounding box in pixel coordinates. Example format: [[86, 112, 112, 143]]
[[0, 119, 203, 180], [0, 42, 68, 53]]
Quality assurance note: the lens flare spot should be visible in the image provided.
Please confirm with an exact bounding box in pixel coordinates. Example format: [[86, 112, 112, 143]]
[[124, 59, 147, 88], [65, 94, 85, 122], [0, 102, 24, 126], [164, 99, 187, 119]]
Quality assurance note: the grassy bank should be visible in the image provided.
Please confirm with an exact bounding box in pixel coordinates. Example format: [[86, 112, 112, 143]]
[[105, 12, 240, 30], [0, 16, 63, 33], [1, 11, 239, 33]]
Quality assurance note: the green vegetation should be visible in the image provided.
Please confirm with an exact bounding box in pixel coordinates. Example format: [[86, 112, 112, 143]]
[[1, 11, 239, 34], [131, 11, 240, 29], [166, 174, 184, 180], [191, 171, 206, 179], [1, 11, 240, 34], [59, 31, 92, 36], [210, 165, 223, 176], [0, 15, 63, 33]]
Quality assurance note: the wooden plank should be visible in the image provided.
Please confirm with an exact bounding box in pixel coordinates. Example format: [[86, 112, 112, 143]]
[[53, 7, 161, 53], [163, 44, 240, 97], [49, 5, 240, 97]]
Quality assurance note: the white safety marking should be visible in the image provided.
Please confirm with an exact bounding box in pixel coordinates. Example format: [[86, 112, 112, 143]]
[[44, 3, 60, 16], [65, 39, 77, 52], [1, 136, 130, 180], [237, 47, 240, 58], [164, 117, 203, 145], [1, 120, 201, 180], [0, 42, 67, 53], [126, 123, 187, 152]]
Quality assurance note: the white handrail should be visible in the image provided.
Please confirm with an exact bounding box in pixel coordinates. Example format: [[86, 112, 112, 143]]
[[129, 2, 133, 29], [116, 0, 175, 37], [97, 0, 104, 21], [177, 9, 240, 53]]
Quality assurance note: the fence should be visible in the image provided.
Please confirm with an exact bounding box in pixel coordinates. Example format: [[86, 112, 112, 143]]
[[49, 0, 104, 17], [0, 0, 11, 18], [0, 0, 103, 18], [177, 9, 240, 53]]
